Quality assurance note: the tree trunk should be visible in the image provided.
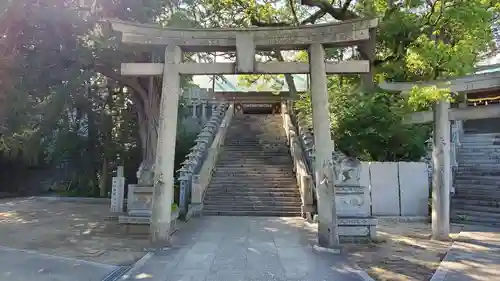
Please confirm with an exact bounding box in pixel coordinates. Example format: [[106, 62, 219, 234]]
[[99, 86, 114, 197], [136, 77, 161, 186], [99, 159, 108, 197]]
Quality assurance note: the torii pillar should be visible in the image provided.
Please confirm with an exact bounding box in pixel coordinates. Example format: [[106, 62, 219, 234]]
[[150, 45, 182, 245]]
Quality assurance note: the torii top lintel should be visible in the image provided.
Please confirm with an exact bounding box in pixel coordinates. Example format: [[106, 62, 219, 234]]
[[106, 18, 378, 52]]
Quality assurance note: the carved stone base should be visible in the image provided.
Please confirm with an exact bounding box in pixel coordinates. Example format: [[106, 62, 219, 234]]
[[338, 216, 377, 243], [127, 184, 153, 214]]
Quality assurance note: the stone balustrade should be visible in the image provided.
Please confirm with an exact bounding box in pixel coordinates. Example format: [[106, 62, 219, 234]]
[[118, 102, 229, 225], [177, 102, 229, 218], [280, 102, 314, 220], [188, 104, 234, 218]]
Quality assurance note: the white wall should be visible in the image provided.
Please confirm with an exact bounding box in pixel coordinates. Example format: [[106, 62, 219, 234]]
[[362, 162, 430, 217]]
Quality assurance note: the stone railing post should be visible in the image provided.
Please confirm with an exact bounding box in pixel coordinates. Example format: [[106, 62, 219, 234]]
[[201, 102, 208, 124], [178, 165, 193, 219]]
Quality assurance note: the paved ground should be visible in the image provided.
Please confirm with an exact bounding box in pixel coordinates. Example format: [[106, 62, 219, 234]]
[[123, 216, 373, 281], [0, 245, 118, 281], [345, 219, 463, 281], [0, 197, 150, 265], [430, 228, 500, 281]]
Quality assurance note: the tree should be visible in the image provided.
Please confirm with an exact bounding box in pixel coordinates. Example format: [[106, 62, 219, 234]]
[[0, 0, 199, 195], [196, 0, 498, 160]]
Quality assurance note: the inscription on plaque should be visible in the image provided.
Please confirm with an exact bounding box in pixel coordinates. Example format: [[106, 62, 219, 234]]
[[336, 186, 364, 194], [336, 187, 370, 217], [110, 177, 125, 213], [338, 218, 377, 226]]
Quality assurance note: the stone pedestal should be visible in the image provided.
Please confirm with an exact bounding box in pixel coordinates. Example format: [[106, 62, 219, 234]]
[[336, 186, 377, 242], [126, 184, 153, 216], [334, 156, 377, 242]]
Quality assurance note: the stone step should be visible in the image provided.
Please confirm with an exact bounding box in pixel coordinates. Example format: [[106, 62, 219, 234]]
[[460, 147, 500, 153], [213, 169, 293, 174], [213, 168, 293, 173], [203, 203, 301, 210], [206, 186, 299, 192], [223, 140, 287, 145], [216, 159, 292, 165], [219, 150, 289, 154], [455, 175, 500, 182], [452, 198, 500, 208], [216, 161, 292, 166], [210, 181, 295, 186], [456, 170, 500, 176], [454, 181, 500, 188], [202, 209, 302, 217], [458, 151, 500, 156], [463, 133, 500, 138], [454, 178, 500, 186], [456, 167, 500, 174], [461, 138, 500, 142], [212, 173, 293, 178], [458, 158, 500, 163], [211, 175, 294, 180], [204, 190, 300, 197], [454, 188, 500, 195], [203, 195, 302, 203], [458, 162, 500, 167], [453, 193, 500, 201], [207, 186, 298, 192], [221, 149, 290, 154], [216, 162, 292, 166], [210, 178, 297, 184], [222, 145, 288, 149], [450, 217, 500, 227], [451, 209, 500, 223], [217, 155, 292, 159], [203, 201, 301, 208], [452, 202, 500, 214], [215, 164, 292, 168]]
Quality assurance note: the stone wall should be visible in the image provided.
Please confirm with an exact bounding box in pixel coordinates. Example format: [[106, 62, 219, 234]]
[[291, 109, 430, 218], [367, 162, 429, 217]]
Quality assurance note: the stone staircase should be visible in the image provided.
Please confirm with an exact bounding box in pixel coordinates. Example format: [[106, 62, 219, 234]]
[[451, 133, 500, 226], [203, 114, 302, 216]]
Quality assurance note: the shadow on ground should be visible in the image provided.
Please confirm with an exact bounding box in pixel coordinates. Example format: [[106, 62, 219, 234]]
[[0, 197, 150, 266]]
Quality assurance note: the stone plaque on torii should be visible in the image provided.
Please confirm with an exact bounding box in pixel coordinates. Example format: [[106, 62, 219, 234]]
[[105, 17, 378, 247]]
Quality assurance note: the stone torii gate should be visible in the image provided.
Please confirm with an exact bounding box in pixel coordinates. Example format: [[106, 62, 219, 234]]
[[107, 18, 378, 246], [381, 76, 500, 240]]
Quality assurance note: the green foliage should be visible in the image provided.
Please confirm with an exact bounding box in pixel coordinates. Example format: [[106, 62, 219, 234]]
[[0, 0, 201, 196], [294, 81, 431, 161], [2, 0, 500, 196], [406, 85, 453, 112]]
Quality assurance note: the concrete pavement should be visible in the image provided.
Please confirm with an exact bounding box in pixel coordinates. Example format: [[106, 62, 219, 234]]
[[430, 227, 500, 281], [0, 245, 118, 281], [121, 216, 373, 281]]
